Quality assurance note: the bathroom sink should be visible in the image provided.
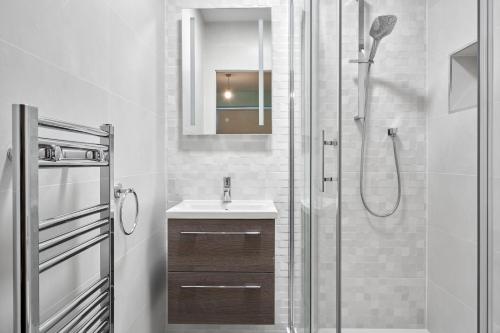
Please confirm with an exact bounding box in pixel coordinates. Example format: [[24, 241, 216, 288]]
[[166, 200, 278, 219]]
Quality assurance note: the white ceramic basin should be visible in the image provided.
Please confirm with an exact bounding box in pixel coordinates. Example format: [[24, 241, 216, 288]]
[[166, 200, 278, 219]]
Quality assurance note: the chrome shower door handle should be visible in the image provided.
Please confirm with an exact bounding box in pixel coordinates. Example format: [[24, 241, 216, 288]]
[[322, 130, 338, 193]]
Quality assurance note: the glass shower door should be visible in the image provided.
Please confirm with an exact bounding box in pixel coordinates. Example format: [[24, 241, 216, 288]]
[[296, 0, 341, 332], [291, 0, 340, 332], [310, 0, 340, 332], [294, 0, 480, 332]]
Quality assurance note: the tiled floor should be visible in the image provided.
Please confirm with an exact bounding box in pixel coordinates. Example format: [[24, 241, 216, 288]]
[[320, 330, 429, 333]]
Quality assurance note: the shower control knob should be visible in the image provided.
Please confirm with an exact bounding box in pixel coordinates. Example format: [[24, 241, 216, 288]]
[[388, 128, 398, 137]]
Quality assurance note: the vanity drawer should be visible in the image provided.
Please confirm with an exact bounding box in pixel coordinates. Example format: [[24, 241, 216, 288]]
[[168, 219, 275, 272], [168, 272, 274, 325]]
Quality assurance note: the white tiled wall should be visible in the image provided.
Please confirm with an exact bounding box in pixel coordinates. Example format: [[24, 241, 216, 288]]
[[165, 0, 290, 332], [340, 0, 427, 328], [0, 0, 166, 332], [427, 0, 478, 332]]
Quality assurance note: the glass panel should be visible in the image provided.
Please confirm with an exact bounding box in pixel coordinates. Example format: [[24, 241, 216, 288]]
[[340, 0, 477, 331], [292, 0, 340, 332], [311, 0, 340, 332], [296, 1, 479, 332], [292, 0, 312, 332]]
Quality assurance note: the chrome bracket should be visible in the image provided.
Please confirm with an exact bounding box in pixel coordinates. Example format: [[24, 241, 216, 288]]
[[38, 143, 108, 163], [38, 144, 62, 162], [86, 149, 107, 163], [323, 139, 338, 147], [114, 183, 139, 235], [322, 130, 338, 192]]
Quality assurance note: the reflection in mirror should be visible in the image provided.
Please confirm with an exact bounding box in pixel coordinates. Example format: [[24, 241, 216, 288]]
[[216, 71, 272, 134], [181, 8, 272, 135]]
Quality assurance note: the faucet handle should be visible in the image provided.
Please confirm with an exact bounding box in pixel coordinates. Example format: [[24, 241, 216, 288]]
[[223, 176, 231, 188]]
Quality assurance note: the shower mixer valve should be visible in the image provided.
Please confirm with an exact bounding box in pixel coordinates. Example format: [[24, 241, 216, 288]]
[[388, 128, 398, 137]]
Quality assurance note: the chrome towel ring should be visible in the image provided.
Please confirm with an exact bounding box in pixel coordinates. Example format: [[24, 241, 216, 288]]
[[114, 183, 139, 235]]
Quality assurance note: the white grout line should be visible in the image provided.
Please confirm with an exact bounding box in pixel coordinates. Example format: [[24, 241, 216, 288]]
[[427, 171, 477, 177], [428, 222, 477, 246], [104, 1, 162, 55], [427, 279, 476, 313], [0, 37, 162, 118]]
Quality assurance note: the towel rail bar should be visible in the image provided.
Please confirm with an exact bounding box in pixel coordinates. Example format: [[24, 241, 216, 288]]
[[58, 291, 109, 333], [39, 160, 109, 168], [39, 204, 109, 231], [39, 234, 109, 273], [38, 137, 109, 152], [39, 218, 109, 252], [76, 307, 109, 333], [94, 320, 110, 333], [39, 117, 110, 137], [38, 137, 109, 166], [39, 277, 109, 333]]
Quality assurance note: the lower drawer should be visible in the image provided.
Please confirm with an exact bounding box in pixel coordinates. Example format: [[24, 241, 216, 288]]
[[168, 272, 274, 325]]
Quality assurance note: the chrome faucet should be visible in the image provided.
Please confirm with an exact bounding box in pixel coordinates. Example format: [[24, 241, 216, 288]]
[[223, 176, 231, 203]]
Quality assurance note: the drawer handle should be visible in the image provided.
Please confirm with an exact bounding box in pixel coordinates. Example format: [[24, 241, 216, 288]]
[[181, 285, 262, 289], [179, 231, 261, 236]]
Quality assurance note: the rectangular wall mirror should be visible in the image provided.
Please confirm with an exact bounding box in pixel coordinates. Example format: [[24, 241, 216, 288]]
[[181, 8, 272, 135]]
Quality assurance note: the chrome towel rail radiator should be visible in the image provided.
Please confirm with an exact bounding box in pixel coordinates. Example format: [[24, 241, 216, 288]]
[[12, 104, 114, 333]]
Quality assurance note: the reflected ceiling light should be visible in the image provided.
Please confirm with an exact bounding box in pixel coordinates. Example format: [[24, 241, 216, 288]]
[[224, 73, 233, 100]]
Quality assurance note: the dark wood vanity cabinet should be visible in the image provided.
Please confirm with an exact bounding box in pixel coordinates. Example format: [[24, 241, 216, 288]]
[[168, 219, 275, 325]]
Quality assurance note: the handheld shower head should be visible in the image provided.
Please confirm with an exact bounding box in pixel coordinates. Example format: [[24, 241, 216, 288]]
[[369, 15, 397, 40], [368, 15, 397, 62]]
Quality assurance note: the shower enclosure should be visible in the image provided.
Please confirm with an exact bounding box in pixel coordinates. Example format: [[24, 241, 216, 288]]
[[289, 0, 496, 332]]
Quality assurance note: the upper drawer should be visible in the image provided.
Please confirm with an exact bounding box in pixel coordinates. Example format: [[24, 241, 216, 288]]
[[168, 219, 275, 272]]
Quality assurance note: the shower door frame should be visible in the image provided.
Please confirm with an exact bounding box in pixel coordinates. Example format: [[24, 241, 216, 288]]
[[478, 0, 493, 333], [335, 0, 343, 332]]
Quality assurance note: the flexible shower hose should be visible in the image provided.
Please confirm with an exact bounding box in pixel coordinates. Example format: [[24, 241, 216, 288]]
[[359, 64, 402, 217]]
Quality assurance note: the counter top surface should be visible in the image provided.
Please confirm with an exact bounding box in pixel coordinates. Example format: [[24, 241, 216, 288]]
[[166, 200, 278, 219]]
